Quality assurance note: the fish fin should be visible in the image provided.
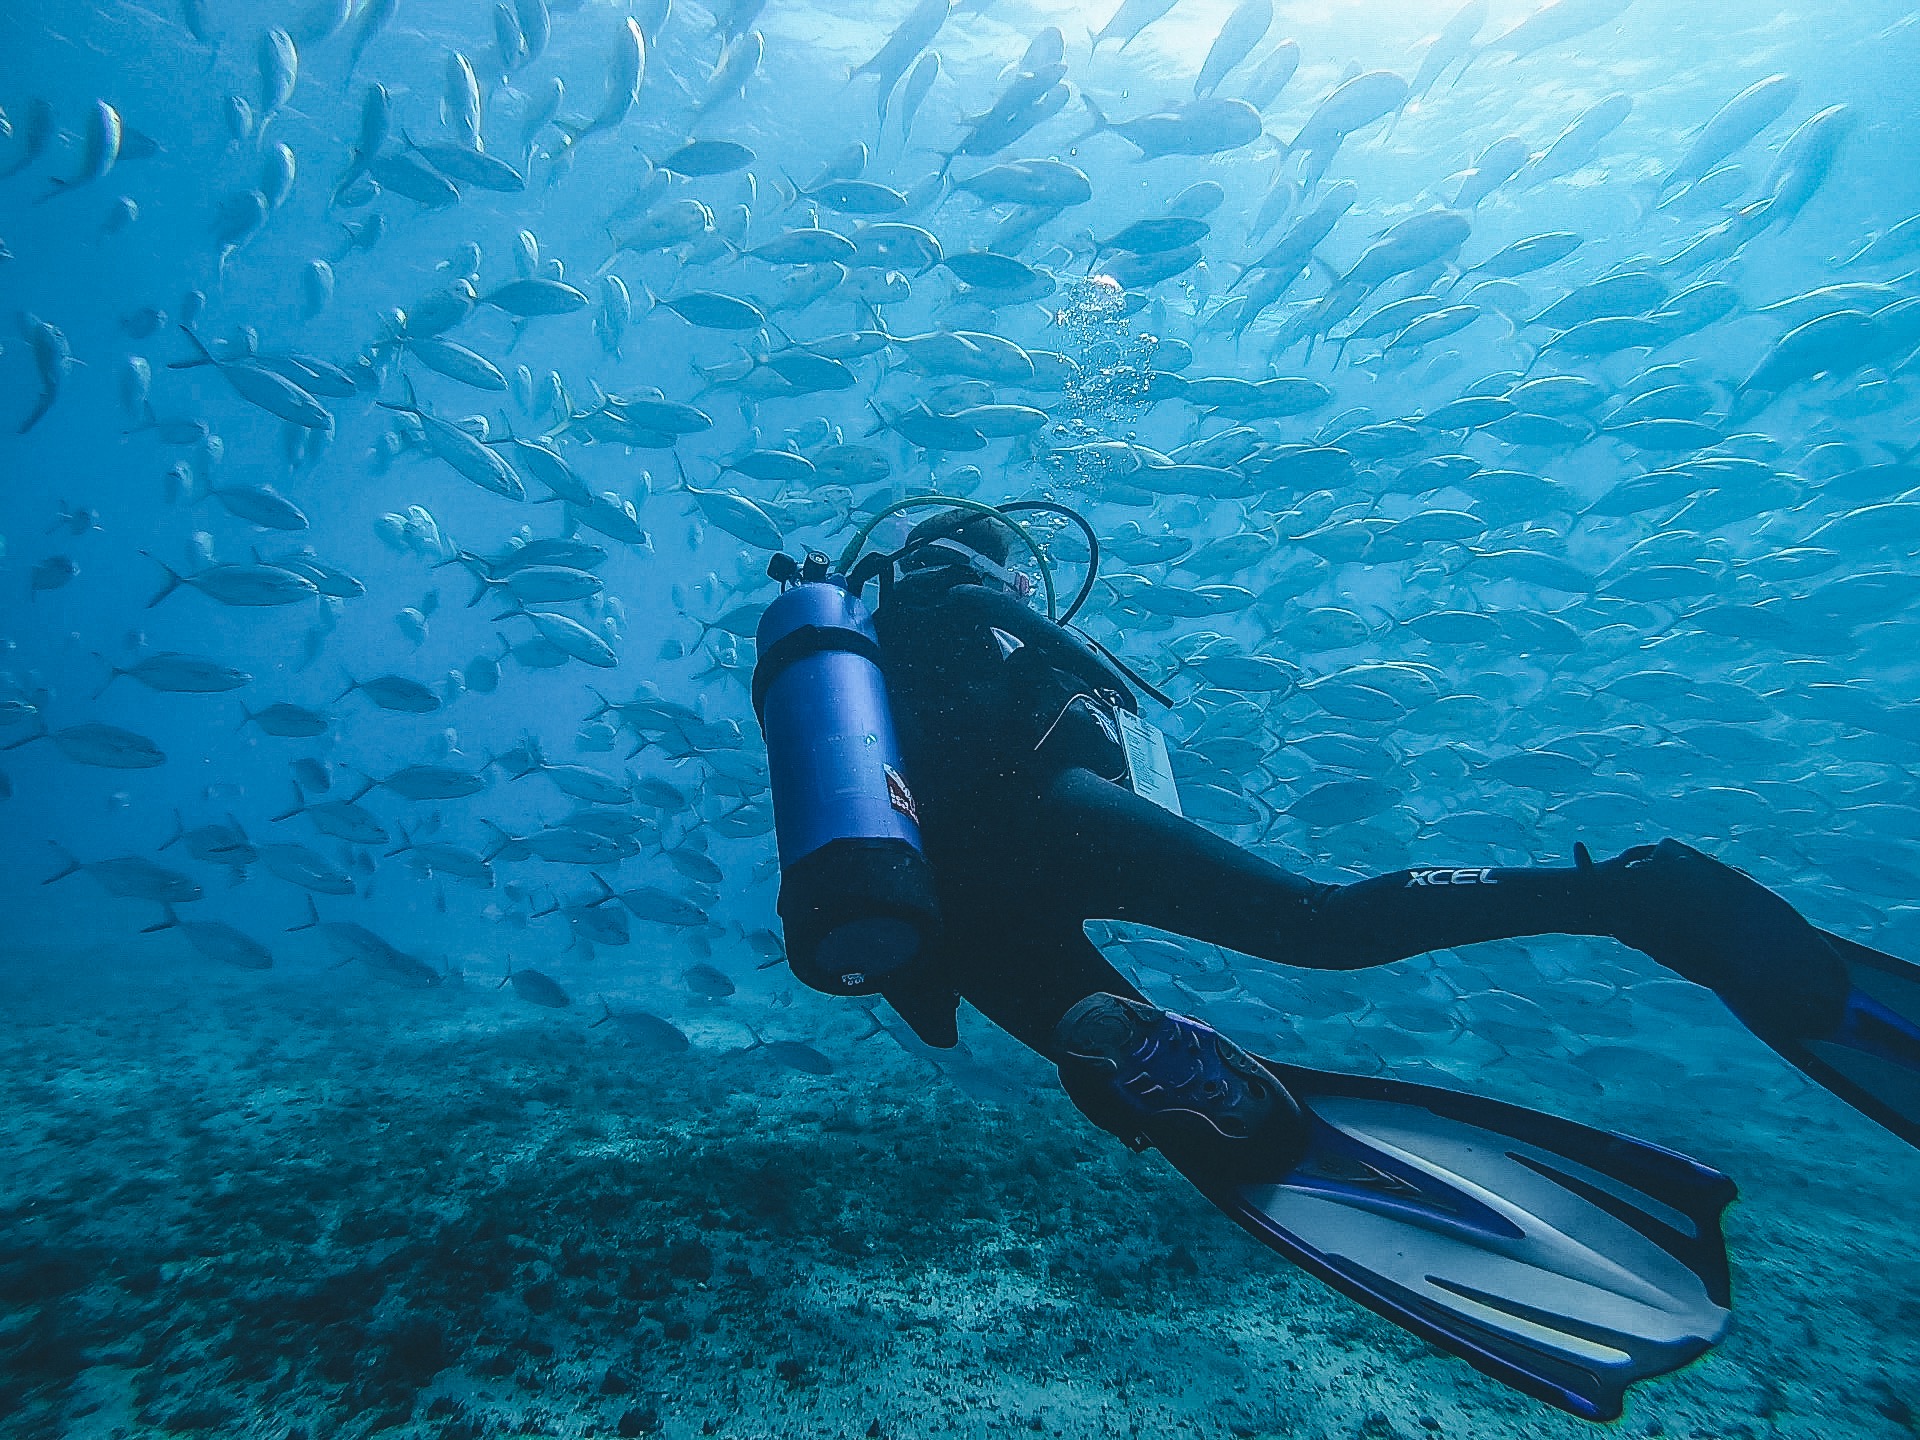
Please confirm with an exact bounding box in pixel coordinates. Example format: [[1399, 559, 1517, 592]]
[[160, 328, 214, 373], [340, 764, 375, 805], [142, 551, 185, 608], [42, 839, 81, 884], [90, 654, 124, 700], [479, 818, 515, 862], [1068, 91, 1110, 150]]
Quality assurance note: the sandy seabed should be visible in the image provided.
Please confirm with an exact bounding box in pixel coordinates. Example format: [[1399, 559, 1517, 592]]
[[2, 944, 1917, 1440]]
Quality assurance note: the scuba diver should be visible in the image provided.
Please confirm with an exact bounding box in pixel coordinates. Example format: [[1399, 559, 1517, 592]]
[[751, 499, 1920, 1422]]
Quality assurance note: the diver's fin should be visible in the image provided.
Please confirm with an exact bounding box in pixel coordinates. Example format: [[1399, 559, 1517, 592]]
[[1766, 930, 1920, 1151], [1056, 996, 1733, 1419], [1178, 1057, 1734, 1421]]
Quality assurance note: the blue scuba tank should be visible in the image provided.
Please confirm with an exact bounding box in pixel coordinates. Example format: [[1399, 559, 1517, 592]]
[[752, 570, 940, 995]]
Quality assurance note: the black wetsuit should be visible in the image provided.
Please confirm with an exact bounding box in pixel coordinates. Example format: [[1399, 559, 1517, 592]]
[[871, 566, 1652, 1055]]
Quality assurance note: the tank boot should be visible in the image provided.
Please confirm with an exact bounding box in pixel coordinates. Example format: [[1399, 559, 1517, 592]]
[[1053, 993, 1308, 1182]]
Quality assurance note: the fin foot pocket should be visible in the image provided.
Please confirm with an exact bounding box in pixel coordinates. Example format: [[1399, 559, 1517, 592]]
[[1054, 993, 1307, 1174], [1598, 839, 1849, 1037]]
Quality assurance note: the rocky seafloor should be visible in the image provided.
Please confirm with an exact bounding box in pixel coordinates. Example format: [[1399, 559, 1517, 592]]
[[3, 941, 1918, 1440]]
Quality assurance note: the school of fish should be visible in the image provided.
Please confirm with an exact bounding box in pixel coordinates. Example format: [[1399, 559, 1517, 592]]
[[3, 0, 1918, 1085]]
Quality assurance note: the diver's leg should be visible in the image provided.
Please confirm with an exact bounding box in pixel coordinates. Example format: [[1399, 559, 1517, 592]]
[[991, 766, 1324, 949], [945, 915, 1151, 1056], [938, 915, 1298, 1167], [1030, 775, 1850, 1023], [1021, 767, 1620, 970], [997, 768, 1920, 1151], [934, 913, 1308, 1180]]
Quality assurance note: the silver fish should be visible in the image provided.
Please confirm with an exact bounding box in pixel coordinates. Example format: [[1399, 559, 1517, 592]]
[[17, 315, 73, 432], [39, 99, 120, 202], [558, 17, 644, 142]]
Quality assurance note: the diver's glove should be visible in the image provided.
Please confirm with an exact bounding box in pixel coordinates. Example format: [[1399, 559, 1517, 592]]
[[1580, 838, 1850, 1039]]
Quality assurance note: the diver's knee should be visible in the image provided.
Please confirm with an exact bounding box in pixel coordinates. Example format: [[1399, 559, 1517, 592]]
[[1288, 881, 1401, 971]]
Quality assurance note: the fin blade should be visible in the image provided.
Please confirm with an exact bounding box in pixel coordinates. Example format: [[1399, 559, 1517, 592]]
[[1178, 1059, 1734, 1421]]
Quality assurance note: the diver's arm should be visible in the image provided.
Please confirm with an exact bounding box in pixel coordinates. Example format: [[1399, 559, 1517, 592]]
[[941, 584, 1137, 701]]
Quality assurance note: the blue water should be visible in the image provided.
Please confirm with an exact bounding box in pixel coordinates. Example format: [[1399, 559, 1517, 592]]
[[3, 0, 1919, 1434]]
